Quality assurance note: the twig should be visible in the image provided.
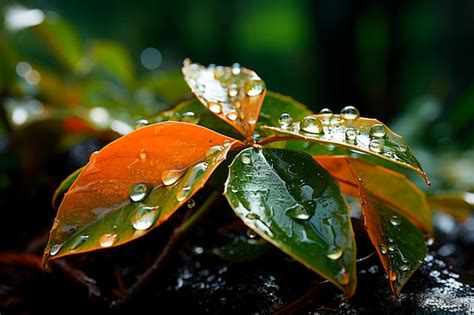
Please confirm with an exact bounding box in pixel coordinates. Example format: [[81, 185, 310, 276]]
[[52, 260, 101, 298], [114, 191, 221, 306], [274, 280, 330, 314]]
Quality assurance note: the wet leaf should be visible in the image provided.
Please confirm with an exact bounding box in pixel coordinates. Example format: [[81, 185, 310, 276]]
[[44, 122, 242, 263], [428, 191, 474, 222], [360, 186, 428, 297], [316, 156, 432, 234], [182, 60, 266, 139], [52, 167, 83, 209], [262, 115, 429, 184], [224, 148, 357, 296]]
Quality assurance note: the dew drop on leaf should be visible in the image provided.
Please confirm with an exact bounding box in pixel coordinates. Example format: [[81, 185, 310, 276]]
[[228, 85, 238, 97], [176, 186, 192, 202], [139, 149, 147, 161], [319, 108, 333, 115], [161, 169, 185, 186], [389, 270, 398, 281], [99, 233, 118, 248], [209, 101, 222, 114], [285, 204, 312, 220], [326, 246, 343, 260], [400, 263, 410, 271], [181, 111, 199, 124], [206, 145, 224, 158], [301, 116, 323, 134], [390, 215, 402, 226], [132, 205, 160, 231], [135, 119, 149, 129], [244, 79, 265, 96], [187, 199, 196, 209], [340, 105, 360, 120], [369, 139, 384, 153], [336, 268, 350, 285], [241, 153, 251, 165], [89, 150, 99, 161], [226, 110, 238, 121], [329, 116, 345, 125], [50, 244, 62, 256], [247, 229, 257, 239], [369, 124, 387, 138], [246, 213, 260, 220], [344, 128, 357, 142], [71, 235, 89, 250], [231, 63, 241, 75], [380, 243, 388, 255], [129, 183, 148, 202], [278, 113, 293, 129]]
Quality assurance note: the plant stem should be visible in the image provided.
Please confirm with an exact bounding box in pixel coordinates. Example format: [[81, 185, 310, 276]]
[[258, 136, 295, 146], [114, 190, 221, 306]]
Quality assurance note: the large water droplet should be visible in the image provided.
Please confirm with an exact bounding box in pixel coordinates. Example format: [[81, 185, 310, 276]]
[[369, 139, 384, 153], [226, 110, 238, 121], [345, 128, 357, 142], [176, 186, 192, 202], [50, 244, 62, 256], [319, 108, 333, 115], [71, 235, 89, 250], [286, 204, 312, 220], [132, 205, 160, 230], [240, 153, 251, 165], [129, 183, 148, 202], [135, 119, 149, 129], [206, 145, 224, 158], [209, 102, 222, 114], [246, 213, 260, 220], [99, 233, 118, 247], [336, 268, 350, 285], [390, 215, 402, 226], [301, 116, 323, 134], [278, 113, 293, 129], [326, 246, 343, 260], [340, 106, 360, 120], [369, 124, 387, 138], [245, 79, 265, 96], [161, 169, 185, 186]]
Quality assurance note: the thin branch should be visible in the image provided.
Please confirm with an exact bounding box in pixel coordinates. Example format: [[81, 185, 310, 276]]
[[274, 280, 330, 314], [114, 190, 221, 307]]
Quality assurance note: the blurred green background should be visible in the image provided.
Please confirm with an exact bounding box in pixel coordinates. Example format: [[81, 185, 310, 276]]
[[0, 0, 473, 220]]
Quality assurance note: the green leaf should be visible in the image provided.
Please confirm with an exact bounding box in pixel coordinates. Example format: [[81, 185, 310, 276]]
[[261, 114, 429, 184], [428, 191, 474, 222], [224, 147, 357, 296], [360, 187, 427, 297], [52, 167, 83, 209]]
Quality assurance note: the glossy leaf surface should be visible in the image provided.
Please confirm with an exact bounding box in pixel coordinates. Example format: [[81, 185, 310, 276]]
[[224, 148, 356, 296], [182, 60, 266, 138], [360, 187, 428, 297], [316, 156, 432, 234], [44, 122, 241, 263], [262, 114, 429, 184]]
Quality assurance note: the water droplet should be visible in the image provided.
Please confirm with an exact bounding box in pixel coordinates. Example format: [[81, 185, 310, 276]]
[[345, 128, 357, 142], [176, 186, 192, 202], [400, 263, 410, 271], [226, 110, 238, 121], [135, 119, 149, 129], [278, 113, 293, 129], [369, 139, 384, 153], [214, 66, 226, 79], [99, 233, 118, 247], [246, 213, 260, 220], [228, 84, 238, 97], [389, 271, 398, 281], [340, 106, 360, 120], [425, 236, 434, 246], [329, 116, 345, 125], [132, 205, 160, 230], [181, 111, 199, 124], [89, 150, 99, 161], [139, 149, 147, 161], [50, 244, 62, 256], [326, 246, 343, 260], [71, 235, 89, 250], [245, 79, 265, 96], [390, 215, 402, 226], [301, 116, 324, 134], [231, 63, 241, 75], [319, 108, 333, 115], [336, 268, 350, 285], [398, 145, 408, 153], [161, 169, 185, 186], [206, 145, 224, 158], [380, 243, 388, 255], [187, 199, 196, 209], [369, 124, 387, 138], [241, 153, 251, 165], [209, 102, 222, 114], [286, 204, 312, 220], [388, 243, 396, 252], [247, 229, 257, 239], [129, 183, 148, 202]]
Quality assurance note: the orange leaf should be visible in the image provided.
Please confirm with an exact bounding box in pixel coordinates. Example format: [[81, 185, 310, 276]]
[[182, 60, 266, 139], [316, 156, 432, 234], [44, 122, 242, 263]]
